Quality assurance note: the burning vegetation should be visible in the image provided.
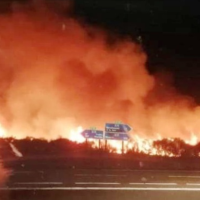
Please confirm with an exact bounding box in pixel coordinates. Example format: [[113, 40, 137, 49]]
[[0, 128, 200, 157], [0, 1, 199, 157]]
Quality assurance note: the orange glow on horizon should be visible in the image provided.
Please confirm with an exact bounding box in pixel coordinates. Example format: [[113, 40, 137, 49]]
[[0, 123, 199, 156]]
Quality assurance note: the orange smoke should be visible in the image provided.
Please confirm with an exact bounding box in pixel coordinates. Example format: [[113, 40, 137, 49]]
[[0, 1, 199, 144]]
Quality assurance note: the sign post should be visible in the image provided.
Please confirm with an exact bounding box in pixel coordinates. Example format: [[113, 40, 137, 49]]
[[122, 140, 124, 154], [98, 139, 101, 149], [80, 122, 132, 153], [105, 122, 131, 153], [105, 139, 107, 150], [105, 123, 130, 141]]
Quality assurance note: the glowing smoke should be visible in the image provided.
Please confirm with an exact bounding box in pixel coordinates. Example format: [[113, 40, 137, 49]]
[[0, 1, 199, 141]]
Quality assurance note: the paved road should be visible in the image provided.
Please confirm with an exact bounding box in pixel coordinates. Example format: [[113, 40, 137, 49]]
[[2, 168, 200, 200], [7, 168, 200, 187]]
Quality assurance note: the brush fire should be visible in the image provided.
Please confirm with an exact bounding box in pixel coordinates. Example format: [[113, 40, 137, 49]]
[[0, 1, 199, 157]]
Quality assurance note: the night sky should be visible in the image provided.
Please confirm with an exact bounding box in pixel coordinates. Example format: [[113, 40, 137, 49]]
[[73, 0, 200, 102], [1, 0, 200, 101]]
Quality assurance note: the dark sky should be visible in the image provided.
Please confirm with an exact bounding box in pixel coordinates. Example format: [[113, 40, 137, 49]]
[[1, 0, 200, 101], [72, 0, 200, 101]]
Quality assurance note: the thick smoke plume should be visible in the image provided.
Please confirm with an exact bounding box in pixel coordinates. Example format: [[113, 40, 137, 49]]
[[0, 1, 199, 140]]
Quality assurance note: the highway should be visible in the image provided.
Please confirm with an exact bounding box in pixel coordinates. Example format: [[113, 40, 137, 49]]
[[2, 167, 200, 200]]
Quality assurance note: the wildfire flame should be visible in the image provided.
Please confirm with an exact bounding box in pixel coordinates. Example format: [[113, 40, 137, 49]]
[[67, 126, 199, 156], [69, 126, 84, 143], [0, 2, 199, 158], [0, 125, 6, 138], [186, 133, 198, 146], [0, 121, 199, 156]]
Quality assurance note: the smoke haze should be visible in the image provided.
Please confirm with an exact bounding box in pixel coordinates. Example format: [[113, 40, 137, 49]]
[[0, 1, 199, 140]]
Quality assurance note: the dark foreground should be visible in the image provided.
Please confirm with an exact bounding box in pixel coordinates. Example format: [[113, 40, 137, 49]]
[[2, 190, 200, 200], [2, 157, 200, 200]]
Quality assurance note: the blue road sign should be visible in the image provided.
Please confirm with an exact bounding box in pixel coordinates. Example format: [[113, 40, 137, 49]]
[[123, 124, 132, 132], [105, 123, 124, 133], [105, 132, 129, 140], [105, 123, 132, 133], [81, 129, 103, 139], [105, 123, 131, 140]]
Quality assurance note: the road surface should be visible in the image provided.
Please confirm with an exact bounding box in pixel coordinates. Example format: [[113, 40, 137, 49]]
[[2, 166, 200, 200]]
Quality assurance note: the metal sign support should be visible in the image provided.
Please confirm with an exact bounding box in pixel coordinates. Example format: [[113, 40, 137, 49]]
[[122, 140, 124, 154]]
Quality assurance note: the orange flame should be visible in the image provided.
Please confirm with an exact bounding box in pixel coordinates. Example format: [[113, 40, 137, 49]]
[[69, 126, 84, 143], [0, 124, 6, 138], [66, 126, 199, 156], [185, 133, 198, 146], [0, 121, 199, 157]]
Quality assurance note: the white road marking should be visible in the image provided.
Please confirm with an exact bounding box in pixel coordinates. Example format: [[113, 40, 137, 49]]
[[14, 182, 63, 185], [186, 183, 200, 186], [106, 175, 126, 177], [75, 174, 126, 177], [95, 169, 200, 173], [75, 174, 92, 176], [12, 171, 31, 174], [75, 182, 120, 185], [3, 187, 200, 191], [129, 183, 177, 185], [169, 175, 200, 178], [13, 171, 44, 174], [145, 183, 177, 185]]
